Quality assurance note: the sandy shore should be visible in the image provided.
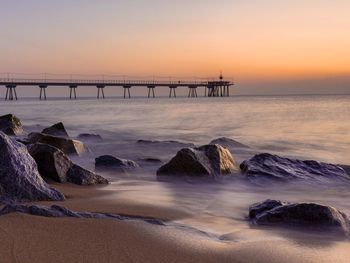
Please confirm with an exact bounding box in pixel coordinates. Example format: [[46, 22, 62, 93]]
[[0, 183, 350, 263]]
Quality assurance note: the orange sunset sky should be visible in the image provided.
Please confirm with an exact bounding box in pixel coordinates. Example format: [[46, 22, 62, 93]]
[[0, 0, 349, 94]]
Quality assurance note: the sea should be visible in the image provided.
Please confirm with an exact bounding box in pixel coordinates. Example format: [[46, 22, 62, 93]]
[[1, 94, 350, 241]]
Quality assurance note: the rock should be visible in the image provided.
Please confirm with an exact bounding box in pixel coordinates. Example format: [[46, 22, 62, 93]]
[[95, 155, 139, 172], [240, 153, 350, 182], [249, 199, 349, 234], [77, 133, 102, 141], [210, 137, 249, 148], [0, 132, 65, 202], [0, 204, 164, 225], [27, 143, 108, 185], [138, 158, 163, 163], [157, 144, 239, 177], [0, 114, 24, 136], [66, 164, 109, 185], [42, 122, 69, 138], [28, 132, 87, 155]]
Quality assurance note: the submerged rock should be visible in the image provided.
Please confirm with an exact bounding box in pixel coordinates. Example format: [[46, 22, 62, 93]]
[[28, 143, 108, 185], [0, 204, 164, 225], [28, 132, 87, 155], [138, 158, 163, 163], [240, 153, 350, 182], [209, 137, 249, 148], [0, 114, 24, 136], [0, 132, 65, 202], [77, 133, 102, 141], [249, 199, 349, 234], [95, 155, 139, 172], [42, 122, 69, 138], [157, 144, 239, 177]]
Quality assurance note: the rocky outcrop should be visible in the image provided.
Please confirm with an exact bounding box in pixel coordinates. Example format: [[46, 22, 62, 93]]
[[157, 144, 239, 177], [27, 143, 108, 185], [0, 204, 164, 225], [0, 132, 65, 202], [210, 137, 249, 148], [249, 199, 349, 234], [42, 122, 69, 138], [240, 153, 350, 182], [340, 165, 350, 175], [77, 133, 102, 141], [95, 155, 139, 172], [0, 114, 24, 136], [28, 132, 87, 155]]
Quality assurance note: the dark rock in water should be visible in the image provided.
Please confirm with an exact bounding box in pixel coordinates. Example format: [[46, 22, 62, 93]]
[[137, 139, 195, 147], [249, 199, 287, 218], [0, 132, 65, 202], [16, 137, 30, 145], [249, 199, 349, 234], [28, 143, 108, 185], [0, 114, 24, 136], [28, 132, 87, 155], [95, 155, 139, 172], [0, 204, 164, 226], [138, 158, 163, 163], [157, 144, 239, 177], [210, 137, 249, 148], [42, 122, 69, 138], [67, 164, 109, 185], [240, 153, 350, 182], [77, 133, 102, 141]]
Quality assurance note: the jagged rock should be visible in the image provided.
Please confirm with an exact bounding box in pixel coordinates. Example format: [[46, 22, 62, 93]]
[[42, 122, 69, 138], [95, 155, 139, 172], [77, 133, 102, 141], [0, 204, 164, 225], [249, 199, 349, 234], [0, 132, 65, 202], [27, 143, 108, 185], [157, 144, 239, 177], [0, 114, 24, 136], [210, 137, 249, 148], [66, 164, 109, 185], [28, 132, 87, 155], [240, 153, 350, 182]]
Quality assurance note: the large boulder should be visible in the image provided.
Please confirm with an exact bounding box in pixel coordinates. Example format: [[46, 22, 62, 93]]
[[210, 137, 249, 148], [0, 114, 24, 136], [0, 132, 65, 202], [28, 132, 87, 155], [95, 155, 139, 172], [27, 143, 108, 185], [42, 122, 69, 138], [240, 153, 350, 182], [157, 144, 239, 177], [249, 199, 349, 234]]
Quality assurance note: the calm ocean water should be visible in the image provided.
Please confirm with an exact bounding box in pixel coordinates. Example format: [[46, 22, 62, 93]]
[[1, 94, 350, 242], [1, 94, 349, 164]]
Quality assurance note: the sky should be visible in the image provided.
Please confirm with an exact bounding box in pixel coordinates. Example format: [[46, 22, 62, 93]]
[[0, 0, 349, 95]]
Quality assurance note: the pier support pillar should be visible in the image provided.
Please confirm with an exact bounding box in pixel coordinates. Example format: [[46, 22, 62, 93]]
[[39, 85, 47, 100], [123, 85, 131, 99], [5, 85, 17, 101], [147, 85, 156, 98], [69, 85, 77, 99], [97, 85, 105, 99], [169, 85, 177, 98], [188, 86, 198, 98]]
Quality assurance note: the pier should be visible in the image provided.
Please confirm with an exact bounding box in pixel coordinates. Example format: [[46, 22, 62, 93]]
[[0, 74, 233, 100]]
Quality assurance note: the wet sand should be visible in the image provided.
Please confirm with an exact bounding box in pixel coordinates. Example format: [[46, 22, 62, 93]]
[[1, 183, 350, 263]]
